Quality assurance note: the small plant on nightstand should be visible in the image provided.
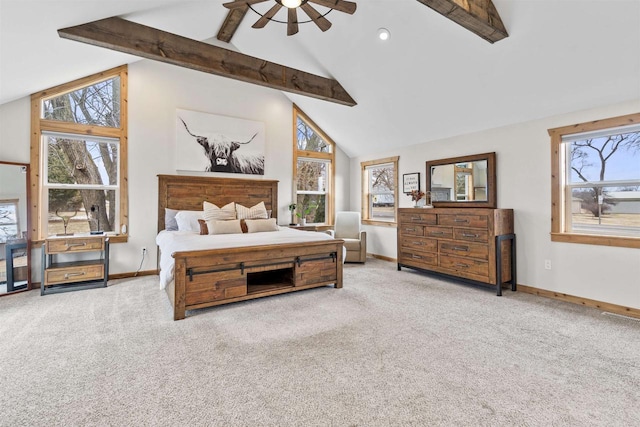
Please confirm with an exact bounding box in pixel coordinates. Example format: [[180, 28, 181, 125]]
[[295, 203, 316, 226]]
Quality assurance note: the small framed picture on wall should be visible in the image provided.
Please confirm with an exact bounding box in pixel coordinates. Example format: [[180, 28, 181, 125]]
[[403, 173, 420, 194]]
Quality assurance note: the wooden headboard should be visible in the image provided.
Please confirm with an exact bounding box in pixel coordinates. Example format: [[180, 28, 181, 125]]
[[158, 175, 279, 232]]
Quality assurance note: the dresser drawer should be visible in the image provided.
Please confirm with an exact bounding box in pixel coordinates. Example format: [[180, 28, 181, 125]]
[[439, 241, 489, 260], [453, 228, 489, 243], [439, 255, 489, 278], [399, 212, 437, 225], [47, 238, 104, 254], [400, 225, 424, 236], [438, 214, 488, 229], [45, 264, 104, 285], [400, 250, 437, 267], [401, 237, 437, 252], [424, 226, 453, 239]]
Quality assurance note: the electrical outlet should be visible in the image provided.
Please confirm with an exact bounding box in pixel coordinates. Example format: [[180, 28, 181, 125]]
[[141, 247, 147, 255], [544, 259, 552, 270]]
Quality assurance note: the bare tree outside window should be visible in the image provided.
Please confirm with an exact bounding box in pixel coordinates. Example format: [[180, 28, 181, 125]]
[[567, 129, 640, 235], [42, 77, 120, 235]]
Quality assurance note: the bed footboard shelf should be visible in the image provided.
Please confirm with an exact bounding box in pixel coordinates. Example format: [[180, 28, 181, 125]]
[[169, 240, 344, 320]]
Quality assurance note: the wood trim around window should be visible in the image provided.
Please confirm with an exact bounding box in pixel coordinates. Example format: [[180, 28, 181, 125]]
[[548, 112, 640, 249], [292, 104, 335, 225], [361, 156, 399, 227], [30, 65, 128, 243]]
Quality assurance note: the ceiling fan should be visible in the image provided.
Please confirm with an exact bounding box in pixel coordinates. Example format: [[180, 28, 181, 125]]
[[221, 0, 357, 38]]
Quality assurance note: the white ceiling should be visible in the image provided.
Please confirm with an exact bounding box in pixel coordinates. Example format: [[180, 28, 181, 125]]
[[1, 0, 639, 157]]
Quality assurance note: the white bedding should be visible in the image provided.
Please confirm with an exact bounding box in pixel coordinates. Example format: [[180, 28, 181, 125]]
[[155, 227, 337, 289]]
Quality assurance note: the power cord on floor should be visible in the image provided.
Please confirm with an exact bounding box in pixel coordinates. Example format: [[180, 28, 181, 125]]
[[134, 248, 146, 277]]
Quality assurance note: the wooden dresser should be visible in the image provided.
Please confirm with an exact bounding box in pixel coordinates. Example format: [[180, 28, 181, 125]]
[[397, 207, 515, 295]]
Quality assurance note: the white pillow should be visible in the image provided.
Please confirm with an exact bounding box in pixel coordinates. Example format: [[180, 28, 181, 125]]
[[175, 210, 203, 232], [203, 201, 236, 221], [207, 219, 243, 235], [245, 218, 279, 233], [236, 201, 268, 220]]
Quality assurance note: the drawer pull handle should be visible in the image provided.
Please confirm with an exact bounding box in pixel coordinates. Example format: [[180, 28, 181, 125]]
[[430, 231, 445, 235], [412, 255, 422, 259], [411, 216, 421, 220], [412, 241, 423, 246], [406, 228, 417, 232], [454, 219, 469, 223], [66, 242, 87, 248], [454, 263, 470, 268], [453, 246, 469, 251], [462, 233, 479, 238], [64, 272, 86, 279]]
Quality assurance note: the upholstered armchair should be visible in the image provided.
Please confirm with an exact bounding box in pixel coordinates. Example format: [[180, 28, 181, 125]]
[[328, 211, 367, 263]]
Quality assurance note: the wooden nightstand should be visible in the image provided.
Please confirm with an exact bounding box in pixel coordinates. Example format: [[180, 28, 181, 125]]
[[285, 224, 333, 232], [41, 235, 109, 295]]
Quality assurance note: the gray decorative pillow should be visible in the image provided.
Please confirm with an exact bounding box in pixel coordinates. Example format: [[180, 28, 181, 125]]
[[165, 208, 179, 231]]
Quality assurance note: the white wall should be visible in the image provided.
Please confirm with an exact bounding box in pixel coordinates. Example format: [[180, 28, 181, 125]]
[[351, 99, 640, 309], [0, 59, 350, 278]]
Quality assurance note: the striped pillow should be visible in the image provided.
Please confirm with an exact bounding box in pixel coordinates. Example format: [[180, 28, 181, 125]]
[[235, 201, 268, 220], [203, 201, 236, 221]]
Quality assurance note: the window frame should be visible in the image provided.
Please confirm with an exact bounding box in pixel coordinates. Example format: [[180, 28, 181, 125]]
[[548, 112, 640, 249], [292, 104, 335, 225], [30, 65, 128, 243], [361, 156, 399, 227]]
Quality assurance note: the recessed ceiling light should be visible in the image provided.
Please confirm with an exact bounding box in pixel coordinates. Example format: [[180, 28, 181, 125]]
[[377, 28, 390, 41]]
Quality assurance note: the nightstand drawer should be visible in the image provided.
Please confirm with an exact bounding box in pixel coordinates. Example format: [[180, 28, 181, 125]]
[[45, 264, 104, 286], [47, 238, 104, 254]]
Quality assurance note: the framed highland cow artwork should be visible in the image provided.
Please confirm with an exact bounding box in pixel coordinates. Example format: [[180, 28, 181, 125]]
[[176, 109, 266, 175]]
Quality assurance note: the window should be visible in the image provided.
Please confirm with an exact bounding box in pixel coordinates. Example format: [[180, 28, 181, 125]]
[[361, 156, 399, 225], [0, 200, 20, 243], [549, 112, 640, 248], [30, 66, 128, 242], [293, 105, 334, 225]]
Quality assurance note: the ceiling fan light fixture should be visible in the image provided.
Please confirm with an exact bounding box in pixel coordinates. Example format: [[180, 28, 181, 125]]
[[279, 0, 303, 8], [377, 28, 390, 41]]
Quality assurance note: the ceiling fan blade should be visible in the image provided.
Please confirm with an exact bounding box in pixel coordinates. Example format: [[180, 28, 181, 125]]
[[224, 0, 269, 10], [300, 4, 332, 32], [217, 5, 250, 42], [252, 3, 283, 28], [308, 0, 357, 15], [287, 7, 299, 36]]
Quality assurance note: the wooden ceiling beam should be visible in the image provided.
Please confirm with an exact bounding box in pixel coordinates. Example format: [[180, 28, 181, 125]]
[[58, 17, 356, 106], [217, 4, 250, 43], [416, 0, 508, 43]]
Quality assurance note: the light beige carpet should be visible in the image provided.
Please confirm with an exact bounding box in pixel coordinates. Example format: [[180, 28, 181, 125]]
[[0, 258, 638, 426]]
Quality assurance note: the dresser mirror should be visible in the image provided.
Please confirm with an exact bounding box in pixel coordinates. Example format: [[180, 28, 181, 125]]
[[426, 152, 496, 208], [0, 161, 31, 295]]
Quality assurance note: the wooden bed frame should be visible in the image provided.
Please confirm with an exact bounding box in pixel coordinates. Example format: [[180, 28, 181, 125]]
[[158, 175, 344, 320]]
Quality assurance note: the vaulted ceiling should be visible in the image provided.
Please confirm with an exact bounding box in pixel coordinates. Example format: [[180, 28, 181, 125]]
[[1, 0, 639, 157]]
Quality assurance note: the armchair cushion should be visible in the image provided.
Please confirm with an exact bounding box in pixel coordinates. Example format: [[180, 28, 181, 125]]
[[334, 211, 362, 239]]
